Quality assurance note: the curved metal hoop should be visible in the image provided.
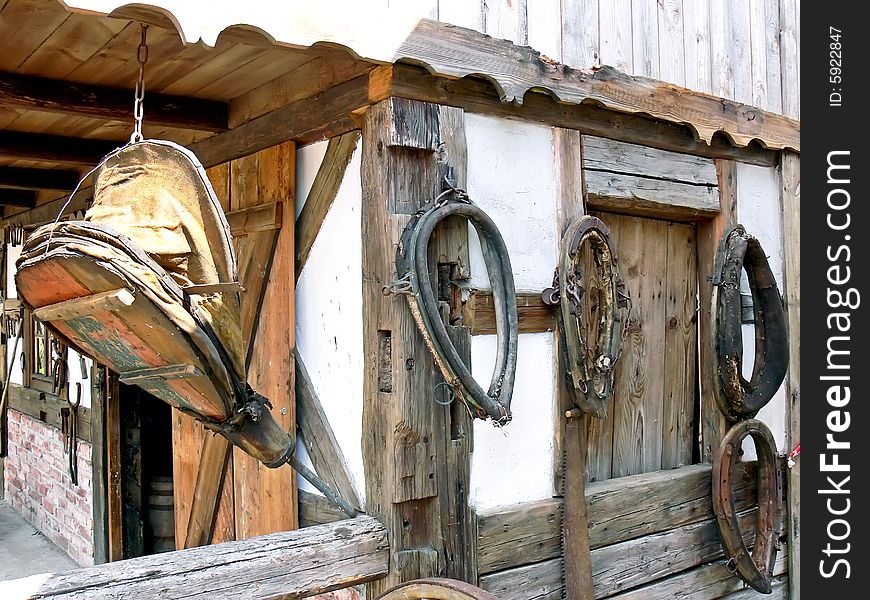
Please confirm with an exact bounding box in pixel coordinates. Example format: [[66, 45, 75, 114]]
[[396, 199, 518, 424], [376, 578, 501, 600], [712, 419, 783, 594], [714, 225, 789, 420], [554, 215, 627, 418]]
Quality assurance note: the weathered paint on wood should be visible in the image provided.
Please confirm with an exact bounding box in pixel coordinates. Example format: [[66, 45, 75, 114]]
[[477, 461, 765, 576], [780, 151, 800, 599], [0, 515, 389, 599]]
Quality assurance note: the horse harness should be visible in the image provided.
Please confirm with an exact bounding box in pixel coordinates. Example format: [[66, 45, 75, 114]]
[[390, 183, 518, 425]]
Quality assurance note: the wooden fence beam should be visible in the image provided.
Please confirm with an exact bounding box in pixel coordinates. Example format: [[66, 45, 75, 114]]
[[0, 71, 228, 133], [0, 515, 389, 599]]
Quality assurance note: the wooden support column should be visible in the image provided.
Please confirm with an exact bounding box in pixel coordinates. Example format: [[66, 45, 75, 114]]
[[105, 369, 123, 561], [780, 151, 800, 598], [90, 365, 108, 564], [696, 160, 737, 461], [361, 97, 474, 595], [551, 127, 586, 494]]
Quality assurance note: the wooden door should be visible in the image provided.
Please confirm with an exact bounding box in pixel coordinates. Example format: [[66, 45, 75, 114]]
[[585, 212, 698, 481]]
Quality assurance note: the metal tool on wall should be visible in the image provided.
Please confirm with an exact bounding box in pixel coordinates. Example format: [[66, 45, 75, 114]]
[[543, 215, 629, 600]]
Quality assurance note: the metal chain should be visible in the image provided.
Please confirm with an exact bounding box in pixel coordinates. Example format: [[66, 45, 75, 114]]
[[130, 24, 149, 143]]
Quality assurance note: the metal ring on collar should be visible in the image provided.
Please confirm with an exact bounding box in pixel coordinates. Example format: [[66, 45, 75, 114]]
[[713, 225, 789, 421], [397, 198, 518, 424], [552, 216, 627, 419], [712, 419, 782, 594]]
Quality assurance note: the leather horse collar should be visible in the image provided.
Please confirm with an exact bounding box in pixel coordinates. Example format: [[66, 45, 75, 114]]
[[712, 419, 783, 594], [392, 187, 518, 425], [542, 215, 628, 418], [713, 225, 789, 421]]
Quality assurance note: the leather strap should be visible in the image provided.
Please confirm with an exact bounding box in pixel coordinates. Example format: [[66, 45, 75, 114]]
[[712, 418, 782, 594], [713, 225, 789, 420], [394, 195, 518, 424]]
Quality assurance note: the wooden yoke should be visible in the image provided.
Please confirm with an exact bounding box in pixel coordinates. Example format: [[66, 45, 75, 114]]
[[362, 98, 475, 595]]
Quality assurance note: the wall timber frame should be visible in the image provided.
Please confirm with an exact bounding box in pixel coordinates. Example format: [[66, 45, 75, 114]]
[[361, 97, 476, 595]]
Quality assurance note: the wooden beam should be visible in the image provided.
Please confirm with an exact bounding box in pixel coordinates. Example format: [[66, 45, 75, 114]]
[[465, 291, 555, 335], [0, 189, 36, 208], [697, 160, 737, 461], [0, 71, 228, 133], [362, 98, 474, 595], [0, 515, 389, 599], [382, 64, 782, 167], [90, 366, 108, 564], [476, 461, 773, 575], [295, 350, 362, 511], [0, 131, 119, 167], [105, 370, 123, 562], [584, 171, 719, 221], [295, 130, 361, 278], [226, 201, 283, 237], [0, 166, 80, 191], [33, 288, 134, 322], [780, 151, 800, 599], [191, 74, 371, 168], [299, 489, 351, 528], [183, 433, 232, 548]]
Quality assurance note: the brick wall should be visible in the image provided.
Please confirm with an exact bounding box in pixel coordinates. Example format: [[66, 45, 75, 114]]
[[3, 409, 94, 566]]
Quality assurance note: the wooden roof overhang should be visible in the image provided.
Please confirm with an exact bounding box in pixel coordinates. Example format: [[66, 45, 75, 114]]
[[2, 0, 799, 226]]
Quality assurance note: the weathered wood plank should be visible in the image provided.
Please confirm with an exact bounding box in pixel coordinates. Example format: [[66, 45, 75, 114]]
[[295, 130, 360, 278], [697, 160, 737, 462], [657, 0, 685, 87], [719, 575, 788, 600], [7, 384, 92, 443], [90, 365, 108, 563], [780, 151, 800, 600], [226, 201, 283, 237], [662, 222, 697, 469], [191, 73, 370, 169], [0, 71, 228, 132], [465, 291, 555, 335], [362, 98, 470, 595], [779, 0, 799, 119], [609, 215, 667, 477], [631, 0, 659, 79], [561, 0, 599, 69], [599, 0, 633, 73], [295, 349, 362, 512], [105, 370, 122, 562], [481, 509, 761, 600], [0, 515, 389, 599], [762, 0, 783, 115], [384, 65, 780, 168], [232, 141, 297, 540], [477, 461, 767, 575], [183, 432, 232, 548], [298, 489, 350, 528], [682, 0, 712, 94], [172, 411, 236, 549], [581, 136, 718, 185], [608, 547, 788, 600], [552, 127, 586, 495], [33, 288, 133, 322], [728, 0, 753, 106], [584, 172, 719, 221]]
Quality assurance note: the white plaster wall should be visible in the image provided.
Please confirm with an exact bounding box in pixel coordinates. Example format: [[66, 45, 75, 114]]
[[294, 141, 366, 503], [465, 113, 558, 510], [735, 163, 787, 459]]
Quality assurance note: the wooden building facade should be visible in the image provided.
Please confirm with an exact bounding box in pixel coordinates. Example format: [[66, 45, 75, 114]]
[[0, 1, 800, 599]]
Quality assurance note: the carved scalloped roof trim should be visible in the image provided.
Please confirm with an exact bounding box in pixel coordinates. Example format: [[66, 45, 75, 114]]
[[60, 0, 799, 152]]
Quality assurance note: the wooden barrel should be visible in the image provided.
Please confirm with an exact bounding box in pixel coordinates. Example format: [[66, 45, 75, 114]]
[[147, 476, 176, 553]]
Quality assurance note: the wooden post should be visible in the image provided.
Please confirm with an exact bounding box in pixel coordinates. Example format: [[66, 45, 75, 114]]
[[105, 369, 123, 561], [361, 97, 474, 595], [90, 364, 108, 564], [780, 151, 800, 598], [551, 127, 586, 494], [696, 160, 737, 461]]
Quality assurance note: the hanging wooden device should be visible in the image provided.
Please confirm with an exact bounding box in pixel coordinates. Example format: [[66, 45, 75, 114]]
[[15, 140, 293, 468], [542, 215, 629, 600], [713, 225, 788, 421], [712, 419, 783, 594]]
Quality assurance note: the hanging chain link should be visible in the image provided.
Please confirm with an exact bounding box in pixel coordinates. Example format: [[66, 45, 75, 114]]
[[130, 24, 149, 143]]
